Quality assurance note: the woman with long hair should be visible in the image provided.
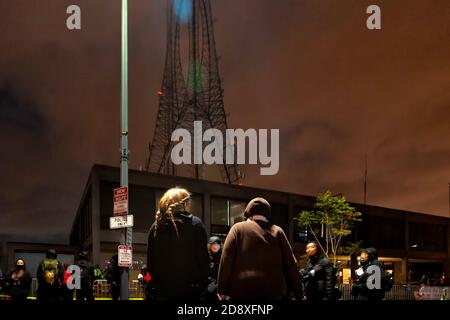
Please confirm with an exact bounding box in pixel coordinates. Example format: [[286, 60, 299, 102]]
[[146, 187, 209, 300]]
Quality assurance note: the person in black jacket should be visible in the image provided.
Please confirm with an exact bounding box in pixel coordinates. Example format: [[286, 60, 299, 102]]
[[206, 236, 222, 300], [300, 241, 336, 301], [147, 187, 209, 300], [36, 249, 64, 301], [351, 247, 386, 300], [4, 259, 32, 301], [76, 251, 95, 302], [105, 254, 121, 301]]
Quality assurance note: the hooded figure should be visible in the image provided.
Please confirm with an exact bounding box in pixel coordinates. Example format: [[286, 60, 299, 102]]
[[300, 242, 338, 301], [351, 247, 386, 300], [146, 187, 209, 300], [218, 197, 303, 300], [37, 249, 64, 301]]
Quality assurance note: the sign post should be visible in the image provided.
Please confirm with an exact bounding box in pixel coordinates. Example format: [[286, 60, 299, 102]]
[[119, 0, 131, 301]]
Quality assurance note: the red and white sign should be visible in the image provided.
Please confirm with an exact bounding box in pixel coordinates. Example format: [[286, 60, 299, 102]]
[[118, 245, 133, 268], [113, 187, 128, 216]]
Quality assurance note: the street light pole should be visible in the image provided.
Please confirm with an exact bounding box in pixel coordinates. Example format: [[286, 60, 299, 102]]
[[120, 0, 130, 301]]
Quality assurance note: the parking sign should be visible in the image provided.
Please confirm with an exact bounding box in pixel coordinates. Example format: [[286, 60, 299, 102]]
[[113, 187, 128, 216], [118, 245, 132, 268]]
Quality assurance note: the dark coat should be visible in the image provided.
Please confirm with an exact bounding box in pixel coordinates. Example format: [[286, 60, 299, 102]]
[[352, 248, 386, 300], [105, 256, 121, 286], [77, 258, 94, 287], [76, 257, 95, 301], [5, 269, 32, 301], [218, 220, 302, 300], [147, 211, 209, 300], [209, 250, 222, 281], [302, 254, 336, 301], [36, 258, 64, 301], [105, 256, 121, 300], [206, 249, 222, 300]]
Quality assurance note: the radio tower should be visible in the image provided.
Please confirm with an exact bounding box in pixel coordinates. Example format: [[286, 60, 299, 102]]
[[146, 0, 241, 184]]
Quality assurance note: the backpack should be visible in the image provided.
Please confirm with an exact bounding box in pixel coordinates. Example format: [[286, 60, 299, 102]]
[[42, 259, 59, 285]]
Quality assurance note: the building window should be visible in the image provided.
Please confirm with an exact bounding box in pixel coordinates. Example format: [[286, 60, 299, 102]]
[[210, 197, 247, 236], [229, 201, 246, 225], [211, 198, 229, 226], [408, 222, 447, 252], [293, 217, 308, 243], [361, 216, 405, 250], [293, 207, 310, 243]]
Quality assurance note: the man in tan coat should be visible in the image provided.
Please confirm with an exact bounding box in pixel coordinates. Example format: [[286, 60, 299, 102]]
[[217, 197, 303, 300]]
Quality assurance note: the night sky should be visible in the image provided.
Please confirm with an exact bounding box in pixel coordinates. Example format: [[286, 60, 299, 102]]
[[0, 0, 449, 243]]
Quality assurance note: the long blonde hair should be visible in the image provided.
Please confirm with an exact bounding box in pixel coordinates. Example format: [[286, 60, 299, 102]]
[[154, 187, 191, 239]]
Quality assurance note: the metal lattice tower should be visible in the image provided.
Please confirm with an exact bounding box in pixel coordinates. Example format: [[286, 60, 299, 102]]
[[146, 0, 241, 184]]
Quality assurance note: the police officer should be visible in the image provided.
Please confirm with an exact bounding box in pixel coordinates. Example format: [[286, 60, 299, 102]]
[[300, 241, 337, 301], [351, 247, 386, 300], [36, 249, 64, 301], [206, 236, 222, 299], [76, 251, 95, 302]]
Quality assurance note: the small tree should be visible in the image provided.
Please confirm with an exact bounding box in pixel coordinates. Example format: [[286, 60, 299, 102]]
[[299, 191, 362, 267]]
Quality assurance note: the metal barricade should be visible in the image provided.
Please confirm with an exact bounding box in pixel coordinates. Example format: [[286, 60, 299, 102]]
[[129, 280, 145, 299], [93, 279, 112, 300], [338, 283, 353, 300], [338, 284, 421, 300], [93, 279, 145, 300], [384, 285, 418, 300], [413, 286, 450, 300]]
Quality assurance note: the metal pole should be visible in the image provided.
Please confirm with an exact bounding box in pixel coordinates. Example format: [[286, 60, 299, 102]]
[[364, 154, 367, 204], [192, 0, 200, 179], [120, 0, 130, 301]]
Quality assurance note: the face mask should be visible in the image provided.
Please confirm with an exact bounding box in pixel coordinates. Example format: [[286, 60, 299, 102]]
[[16, 265, 25, 270], [359, 258, 369, 267]]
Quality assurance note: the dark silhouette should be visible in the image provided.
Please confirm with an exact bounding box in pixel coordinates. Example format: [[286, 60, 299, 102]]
[[300, 242, 339, 301], [76, 251, 95, 302], [36, 249, 64, 301], [4, 259, 32, 301], [147, 187, 209, 300], [105, 254, 120, 301]]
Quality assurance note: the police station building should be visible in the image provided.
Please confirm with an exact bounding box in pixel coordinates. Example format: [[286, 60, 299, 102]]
[[65, 164, 450, 285]]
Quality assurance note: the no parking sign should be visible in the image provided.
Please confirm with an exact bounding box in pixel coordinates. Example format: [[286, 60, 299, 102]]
[[118, 245, 132, 268]]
